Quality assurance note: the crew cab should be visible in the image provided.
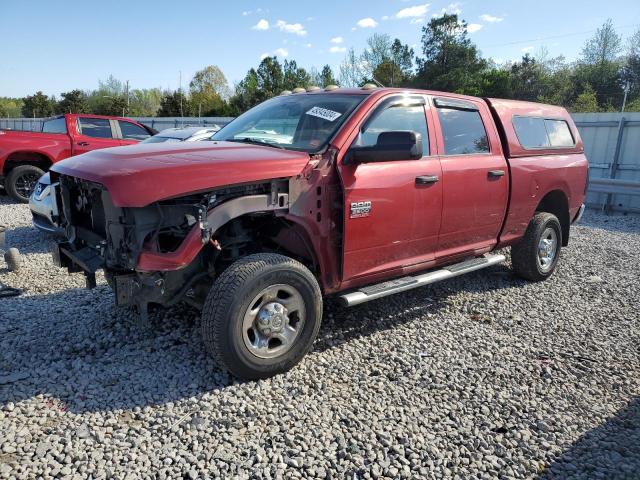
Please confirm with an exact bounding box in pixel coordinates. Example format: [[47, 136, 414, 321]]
[[49, 87, 589, 380], [0, 114, 154, 202]]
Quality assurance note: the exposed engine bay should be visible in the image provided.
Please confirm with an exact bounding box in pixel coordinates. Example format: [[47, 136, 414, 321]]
[[52, 174, 299, 316]]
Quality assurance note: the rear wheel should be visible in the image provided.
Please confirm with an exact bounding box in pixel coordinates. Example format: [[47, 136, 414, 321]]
[[6, 165, 45, 203], [511, 212, 562, 281], [201, 253, 322, 380]]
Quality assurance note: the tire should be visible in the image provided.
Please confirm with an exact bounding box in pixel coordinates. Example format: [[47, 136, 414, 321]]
[[511, 212, 562, 282], [201, 253, 322, 380], [6, 165, 45, 203]]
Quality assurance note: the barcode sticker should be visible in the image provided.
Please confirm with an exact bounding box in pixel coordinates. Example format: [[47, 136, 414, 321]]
[[306, 106, 342, 122]]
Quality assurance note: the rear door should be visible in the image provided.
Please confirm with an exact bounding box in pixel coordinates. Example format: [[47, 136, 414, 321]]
[[339, 95, 443, 281], [72, 117, 120, 155], [432, 97, 509, 258], [117, 120, 152, 145]]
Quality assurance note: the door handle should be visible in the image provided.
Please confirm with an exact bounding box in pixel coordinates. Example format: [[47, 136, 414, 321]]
[[415, 175, 439, 185], [77, 141, 90, 146], [488, 170, 505, 178]]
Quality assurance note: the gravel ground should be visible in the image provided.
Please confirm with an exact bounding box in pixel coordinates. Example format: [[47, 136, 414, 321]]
[[1, 196, 639, 479]]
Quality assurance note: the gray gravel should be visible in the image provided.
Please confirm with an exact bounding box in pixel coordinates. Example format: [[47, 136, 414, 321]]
[[1, 195, 639, 479]]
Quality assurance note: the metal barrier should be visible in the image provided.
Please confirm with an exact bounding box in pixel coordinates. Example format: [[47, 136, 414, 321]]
[[589, 178, 640, 195]]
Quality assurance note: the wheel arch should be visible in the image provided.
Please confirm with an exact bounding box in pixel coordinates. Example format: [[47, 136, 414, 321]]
[[535, 189, 570, 246], [3, 150, 53, 176]]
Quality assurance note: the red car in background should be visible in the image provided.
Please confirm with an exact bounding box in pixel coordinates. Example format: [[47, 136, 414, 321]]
[[0, 113, 155, 202]]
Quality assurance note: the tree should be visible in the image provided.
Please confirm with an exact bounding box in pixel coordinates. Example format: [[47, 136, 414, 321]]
[[571, 84, 600, 112], [582, 19, 621, 64], [157, 91, 190, 117], [21, 91, 54, 117], [622, 28, 640, 105], [414, 14, 486, 94], [256, 56, 284, 99], [576, 19, 623, 110], [319, 65, 338, 87], [339, 48, 367, 87], [128, 88, 163, 116], [361, 33, 393, 79], [0, 97, 22, 117], [282, 60, 311, 90], [94, 96, 127, 116], [189, 65, 231, 116], [56, 89, 89, 114]]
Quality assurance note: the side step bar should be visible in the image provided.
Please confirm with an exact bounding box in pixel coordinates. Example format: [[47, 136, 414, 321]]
[[339, 253, 506, 307]]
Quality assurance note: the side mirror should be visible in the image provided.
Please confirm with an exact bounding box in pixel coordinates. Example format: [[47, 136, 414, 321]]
[[345, 131, 423, 164]]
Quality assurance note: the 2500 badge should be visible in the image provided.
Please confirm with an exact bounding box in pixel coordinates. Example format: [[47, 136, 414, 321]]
[[350, 200, 372, 218]]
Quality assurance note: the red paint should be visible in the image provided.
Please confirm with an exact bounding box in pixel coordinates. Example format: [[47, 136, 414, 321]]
[[0, 114, 152, 176], [52, 89, 588, 293], [52, 141, 312, 207]]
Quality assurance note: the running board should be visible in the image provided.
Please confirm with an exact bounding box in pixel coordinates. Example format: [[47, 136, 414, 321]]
[[339, 254, 506, 307]]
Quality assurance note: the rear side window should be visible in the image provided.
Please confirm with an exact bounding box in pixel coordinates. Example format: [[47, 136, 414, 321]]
[[512, 117, 549, 148], [358, 104, 429, 156], [78, 118, 113, 139], [544, 119, 574, 147], [42, 117, 67, 134], [435, 104, 489, 155], [513, 116, 575, 148], [119, 121, 151, 141]]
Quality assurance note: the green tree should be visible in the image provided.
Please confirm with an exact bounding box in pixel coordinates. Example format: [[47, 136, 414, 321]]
[[367, 37, 415, 87], [0, 97, 23, 117], [21, 91, 55, 117], [282, 60, 311, 90], [157, 91, 190, 117], [319, 65, 338, 87], [571, 84, 600, 112], [256, 56, 284, 99], [622, 28, 640, 106], [128, 88, 163, 116], [575, 19, 623, 109], [414, 14, 487, 94], [189, 65, 230, 116], [56, 89, 89, 114]]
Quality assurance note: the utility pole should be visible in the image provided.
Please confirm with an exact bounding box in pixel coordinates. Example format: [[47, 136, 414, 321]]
[[179, 70, 184, 121], [125, 80, 130, 117], [621, 81, 630, 113]]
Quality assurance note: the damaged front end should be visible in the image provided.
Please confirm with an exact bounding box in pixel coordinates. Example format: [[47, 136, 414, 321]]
[[52, 173, 289, 316]]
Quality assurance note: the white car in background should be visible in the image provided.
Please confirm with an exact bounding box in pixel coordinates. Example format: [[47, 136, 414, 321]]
[[141, 126, 221, 144], [29, 125, 222, 233]]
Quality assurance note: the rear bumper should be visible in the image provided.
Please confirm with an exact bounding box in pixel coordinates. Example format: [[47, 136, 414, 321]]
[[572, 204, 585, 224]]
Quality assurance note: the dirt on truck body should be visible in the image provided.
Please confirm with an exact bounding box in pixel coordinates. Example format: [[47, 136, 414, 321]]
[[50, 87, 589, 379]]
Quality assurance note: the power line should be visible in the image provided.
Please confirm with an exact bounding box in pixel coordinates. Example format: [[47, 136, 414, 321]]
[[483, 23, 639, 49]]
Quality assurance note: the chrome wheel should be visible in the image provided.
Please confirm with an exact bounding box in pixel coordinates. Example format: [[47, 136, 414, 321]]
[[537, 227, 558, 272], [242, 284, 305, 359], [15, 172, 40, 199]]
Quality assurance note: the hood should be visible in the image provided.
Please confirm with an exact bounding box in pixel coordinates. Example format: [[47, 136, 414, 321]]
[[51, 141, 311, 207]]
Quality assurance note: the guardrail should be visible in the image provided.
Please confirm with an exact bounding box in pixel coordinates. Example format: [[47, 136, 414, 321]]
[[588, 178, 640, 196]]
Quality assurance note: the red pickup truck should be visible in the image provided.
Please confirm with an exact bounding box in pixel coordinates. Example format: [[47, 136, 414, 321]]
[[0, 113, 154, 202], [49, 87, 589, 379]]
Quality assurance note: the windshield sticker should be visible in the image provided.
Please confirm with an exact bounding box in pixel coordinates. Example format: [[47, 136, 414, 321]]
[[306, 106, 342, 122]]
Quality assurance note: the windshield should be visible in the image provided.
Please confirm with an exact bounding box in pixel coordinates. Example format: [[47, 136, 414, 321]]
[[213, 94, 365, 152], [141, 136, 184, 144]]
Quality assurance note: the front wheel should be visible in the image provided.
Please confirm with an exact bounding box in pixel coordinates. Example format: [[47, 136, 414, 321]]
[[201, 253, 322, 380], [6, 165, 45, 203], [511, 212, 562, 281]]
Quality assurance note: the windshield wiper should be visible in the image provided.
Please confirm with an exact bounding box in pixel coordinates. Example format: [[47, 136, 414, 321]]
[[227, 137, 286, 149]]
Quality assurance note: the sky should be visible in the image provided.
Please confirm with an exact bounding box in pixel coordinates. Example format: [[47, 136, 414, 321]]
[[1, 0, 639, 98]]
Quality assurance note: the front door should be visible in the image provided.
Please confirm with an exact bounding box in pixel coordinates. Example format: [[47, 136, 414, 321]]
[[339, 95, 443, 281], [432, 97, 509, 258], [73, 117, 120, 155]]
